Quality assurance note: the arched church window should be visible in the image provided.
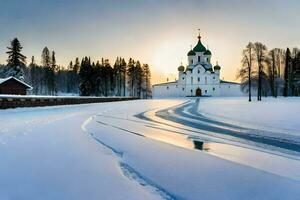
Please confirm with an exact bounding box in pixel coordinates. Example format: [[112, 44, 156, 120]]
[[205, 77, 207, 84], [198, 56, 200, 62], [213, 87, 215, 91], [198, 70, 200, 74], [205, 90, 207, 93], [198, 77, 200, 82], [191, 60, 193, 64], [191, 77, 193, 84]]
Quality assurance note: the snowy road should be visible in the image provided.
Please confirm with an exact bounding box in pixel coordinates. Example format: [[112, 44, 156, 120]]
[[0, 98, 299, 200], [153, 98, 300, 154]]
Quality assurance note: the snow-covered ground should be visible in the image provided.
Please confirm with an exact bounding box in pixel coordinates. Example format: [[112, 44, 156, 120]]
[[198, 97, 300, 136], [0, 99, 299, 200]]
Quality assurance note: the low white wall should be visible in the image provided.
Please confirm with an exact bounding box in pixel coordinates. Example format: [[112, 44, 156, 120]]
[[153, 82, 185, 97], [153, 82, 246, 97], [220, 83, 245, 96]]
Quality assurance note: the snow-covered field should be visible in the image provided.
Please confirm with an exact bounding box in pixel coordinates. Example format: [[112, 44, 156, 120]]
[[199, 97, 300, 136], [0, 98, 299, 200]]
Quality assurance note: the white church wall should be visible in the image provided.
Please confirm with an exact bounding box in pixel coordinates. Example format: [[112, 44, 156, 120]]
[[184, 83, 220, 96], [195, 52, 206, 63], [188, 56, 194, 65], [211, 73, 220, 85], [178, 72, 186, 85], [191, 66, 205, 85], [220, 83, 245, 96], [153, 82, 185, 97]]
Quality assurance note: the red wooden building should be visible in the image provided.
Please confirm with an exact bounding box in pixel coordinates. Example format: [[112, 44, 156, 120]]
[[0, 77, 32, 95]]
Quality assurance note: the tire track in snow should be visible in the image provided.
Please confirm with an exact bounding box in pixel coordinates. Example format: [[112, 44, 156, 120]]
[[96, 121, 145, 137], [82, 118, 178, 200], [141, 99, 300, 154]]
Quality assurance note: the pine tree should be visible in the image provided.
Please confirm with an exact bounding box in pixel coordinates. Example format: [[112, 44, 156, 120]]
[[135, 61, 143, 98], [74, 57, 80, 73], [142, 64, 151, 98], [103, 59, 114, 96], [30, 56, 35, 66], [49, 51, 57, 94], [79, 57, 93, 96], [29, 56, 41, 94], [41, 47, 55, 95], [284, 48, 292, 96], [68, 61, 73, 71], [290, 48, 299, 95], [41, 47, 51, 94], [93, 60, 103, 96], [127, 58, 135, 96], [41, 47, 51, 68], [51, 51, 56, 71], [6, 38, 27, 80], [120, 58, 127, 96], [292, 52, 300, 95], [114, 57, 122, 96]]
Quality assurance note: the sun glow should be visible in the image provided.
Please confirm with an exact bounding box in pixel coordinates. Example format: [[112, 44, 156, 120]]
[[151, 39, 189, 82]]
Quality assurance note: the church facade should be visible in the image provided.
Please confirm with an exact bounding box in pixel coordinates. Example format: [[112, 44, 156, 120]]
[[153, 34, 244, 97]]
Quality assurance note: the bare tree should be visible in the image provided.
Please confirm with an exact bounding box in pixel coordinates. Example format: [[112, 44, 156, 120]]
[[239, 42, 255, 102], [253, 42, 268, 101]]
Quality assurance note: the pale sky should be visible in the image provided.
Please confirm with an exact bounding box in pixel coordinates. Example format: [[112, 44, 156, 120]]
[[0, 0, 299, 84]]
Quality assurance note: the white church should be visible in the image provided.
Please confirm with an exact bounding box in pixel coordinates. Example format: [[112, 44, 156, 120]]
[[153, 34, 244, 97]]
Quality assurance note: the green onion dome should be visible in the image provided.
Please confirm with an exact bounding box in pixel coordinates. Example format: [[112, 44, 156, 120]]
[[204, 49, 212, 55], [178, 65, 185, 72], [187, 50, 196, 56], [186, 67, 192, 72], [214, 64, 221, 71], [206, 67, 213, 72], [193, 35, 206, 52]]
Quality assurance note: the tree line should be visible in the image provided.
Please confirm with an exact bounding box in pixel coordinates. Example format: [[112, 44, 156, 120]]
[[0, 38, 152, 98], [237, 42, 300, 101]]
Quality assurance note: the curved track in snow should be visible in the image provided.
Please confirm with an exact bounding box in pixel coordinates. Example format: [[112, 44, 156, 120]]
[[137, 98, 300, 155]]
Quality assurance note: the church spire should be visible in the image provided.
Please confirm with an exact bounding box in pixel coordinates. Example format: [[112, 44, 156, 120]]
[[193, 29, 206, 52], [197, 28, 201, 40]]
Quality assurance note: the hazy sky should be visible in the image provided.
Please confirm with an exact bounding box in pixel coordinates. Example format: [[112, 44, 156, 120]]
[[0, 0, 299, 83]]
